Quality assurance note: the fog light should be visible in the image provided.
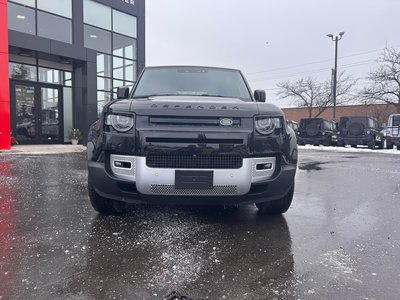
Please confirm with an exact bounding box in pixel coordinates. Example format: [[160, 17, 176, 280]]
[[114, 161, 132, 169], [256, 163, 273, 170]]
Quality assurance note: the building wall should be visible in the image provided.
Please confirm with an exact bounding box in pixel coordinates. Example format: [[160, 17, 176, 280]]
[[3, 0, 145, 147], [282, 104, 397, 126]]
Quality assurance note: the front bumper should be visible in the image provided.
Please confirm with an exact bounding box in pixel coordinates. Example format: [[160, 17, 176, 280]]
[[297, 136, 329, 145], [88, 155, 296, 205], [387, 136, 400, 146], [340, 135, 374, 145]]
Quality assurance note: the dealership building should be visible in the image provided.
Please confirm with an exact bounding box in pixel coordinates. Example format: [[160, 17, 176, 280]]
[[0, 0, 145, 149]]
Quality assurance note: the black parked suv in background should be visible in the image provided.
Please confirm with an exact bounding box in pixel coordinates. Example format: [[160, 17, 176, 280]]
[[297, 118, 338, 146], [385, 114, 400, 150], [338, 116, 384, 149], [87, 66, 298, 215]]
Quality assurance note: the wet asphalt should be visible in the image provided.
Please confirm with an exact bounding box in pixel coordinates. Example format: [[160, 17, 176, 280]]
[[0, 149, 399, 300]]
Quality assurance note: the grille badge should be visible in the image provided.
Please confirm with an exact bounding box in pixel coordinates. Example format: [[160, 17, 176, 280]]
[[220, 118, 233, 126]]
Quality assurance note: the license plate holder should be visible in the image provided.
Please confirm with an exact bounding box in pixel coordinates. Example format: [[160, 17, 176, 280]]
[[175, 170, 213, 189]]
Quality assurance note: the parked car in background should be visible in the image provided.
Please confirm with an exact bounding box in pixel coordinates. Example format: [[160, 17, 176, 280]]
[[287, 120, 299, 136], [385, 114, 400, 150], [338, 116, 384, 149], [297, 118, 338, 146]]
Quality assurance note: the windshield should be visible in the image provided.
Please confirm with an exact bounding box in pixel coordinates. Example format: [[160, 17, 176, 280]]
[[132, 67, 253, 101], [299, 118, 323, 128], [340, 116, 368, 128]]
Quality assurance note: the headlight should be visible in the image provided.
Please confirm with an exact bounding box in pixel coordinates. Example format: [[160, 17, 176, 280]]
[[255, 116, 282, 135], [366, 130, 371, 135], [105, 114, 134, 132]]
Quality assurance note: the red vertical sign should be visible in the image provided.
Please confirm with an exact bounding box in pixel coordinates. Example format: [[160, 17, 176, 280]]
[[0, 0, 10, 150]]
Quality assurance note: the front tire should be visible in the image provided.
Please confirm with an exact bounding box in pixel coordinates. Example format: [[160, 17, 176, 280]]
[[324, 136, 332, 146], [88, 184, 128, 214], [256, 184, 295, 215], [368, 140, 375, 149]]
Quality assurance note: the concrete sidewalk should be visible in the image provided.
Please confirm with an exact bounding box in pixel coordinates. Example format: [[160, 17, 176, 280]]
[[0, 144, 86, 154]]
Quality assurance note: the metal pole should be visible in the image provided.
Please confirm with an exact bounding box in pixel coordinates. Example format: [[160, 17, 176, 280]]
[[333, 36, 338, 121]]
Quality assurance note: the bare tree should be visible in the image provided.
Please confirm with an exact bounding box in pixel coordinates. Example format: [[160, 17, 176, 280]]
[[277, 72, 356, 118], [360, 47, 400, 113]]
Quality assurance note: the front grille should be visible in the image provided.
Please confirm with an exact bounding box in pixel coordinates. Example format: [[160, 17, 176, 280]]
[[150, 185, 238, 195], [146, 154, 243, 169]]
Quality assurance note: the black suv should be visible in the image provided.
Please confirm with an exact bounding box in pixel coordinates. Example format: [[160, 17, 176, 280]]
[[87, 66, 298, 215], [297, 118, 338, 146], [338, 116, 384, 149]]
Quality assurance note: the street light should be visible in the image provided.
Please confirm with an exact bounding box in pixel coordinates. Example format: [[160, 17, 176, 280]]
[[327, 31, 345, 121]]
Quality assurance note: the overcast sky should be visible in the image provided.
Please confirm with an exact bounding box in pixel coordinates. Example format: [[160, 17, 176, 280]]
[[145, 0, 400, 108]]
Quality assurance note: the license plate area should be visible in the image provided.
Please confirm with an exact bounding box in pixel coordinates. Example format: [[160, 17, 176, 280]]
[[175, 170, 213, 189]]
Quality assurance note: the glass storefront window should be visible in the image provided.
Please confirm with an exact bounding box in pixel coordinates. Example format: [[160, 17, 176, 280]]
[[113, 56, 123, 70], [37, 0, 72, 18], [84, 25, 112, 54], [38, 67, 72, 86], [64, 72, 72, 86], [40, 87, 60, 142], [9, 62, 37, 81], [37, 11, 72, 43], [83, 0, 111, 30], [39, 67, 60, 84], [15, 84, 36, 141], [97, 54, 112, 77], [63, 87, 73, 142], [97, 91, 113, 114], [8, 0, 35, 8], [81, 5, 139, 111], [113, 33, 136, 60], [8, 3, 36, 35], [124, 81, 134, 86], [124, 65, 135, 82], [112, 10, 137, 38], [113, 79, 124, 89], [113, 58, 136, 82], [97, 77, 112, 91]]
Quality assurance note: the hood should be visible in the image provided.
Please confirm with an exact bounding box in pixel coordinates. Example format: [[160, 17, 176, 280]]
[[107, 96, 283, 118]]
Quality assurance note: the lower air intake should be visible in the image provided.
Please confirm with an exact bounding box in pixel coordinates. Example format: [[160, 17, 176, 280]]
[[150, 185, 238, 195]]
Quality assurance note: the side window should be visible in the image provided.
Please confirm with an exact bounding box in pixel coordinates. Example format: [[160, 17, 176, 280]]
[[340, 117, 348, 129], [392, 116, 400, 126], [368, 118, 373, 128]]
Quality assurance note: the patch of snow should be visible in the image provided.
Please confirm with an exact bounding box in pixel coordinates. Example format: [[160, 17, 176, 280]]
[[319, 249, 360, 283], [299, 145, 400, 155], [134, 208, 219, 290]]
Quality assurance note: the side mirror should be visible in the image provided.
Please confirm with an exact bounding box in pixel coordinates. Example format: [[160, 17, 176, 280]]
[[117, 86, 130, 99], [254, 90, 266, 102]]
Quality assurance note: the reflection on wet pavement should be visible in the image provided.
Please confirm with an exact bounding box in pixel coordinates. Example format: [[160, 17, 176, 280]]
[[1, 151, 400, 299], [0, 154, 296, 299]]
